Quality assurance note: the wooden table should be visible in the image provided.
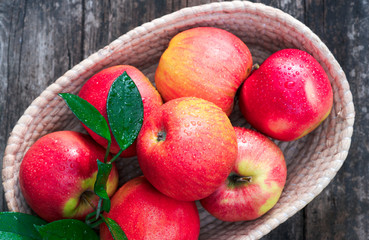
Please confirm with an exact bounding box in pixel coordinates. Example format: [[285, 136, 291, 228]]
[[0, 1, 367, 239]]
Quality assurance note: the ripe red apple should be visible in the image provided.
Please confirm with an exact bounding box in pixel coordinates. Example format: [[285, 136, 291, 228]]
[[136, 97, 238, 201], [19, 131, 119, 222], [200, 127, 287, 222], [155, 27, 253, 116], [239, 48, 333, 141], [100, 176, 200, 240], [79, 65, 163, 157]]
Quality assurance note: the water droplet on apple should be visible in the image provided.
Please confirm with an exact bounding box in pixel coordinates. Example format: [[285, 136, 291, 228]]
[[183, 129, 192, 136], [284, 81, 295, 89]]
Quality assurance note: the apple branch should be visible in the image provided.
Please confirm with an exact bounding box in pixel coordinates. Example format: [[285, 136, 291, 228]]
[[59, 72, 143, 240]]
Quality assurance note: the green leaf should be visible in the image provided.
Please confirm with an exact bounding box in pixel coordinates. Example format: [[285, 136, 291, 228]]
[[107, 72, 144, 151], [0, 212, 47, 239], [35, 219, 98, 240], [0, 231, 34, 240], [102, 198, 111, 213], [101, 216, 127, 240], [94, 160, 112, 201], [59, 93, 111, 142], [94, 159, 112, 215]]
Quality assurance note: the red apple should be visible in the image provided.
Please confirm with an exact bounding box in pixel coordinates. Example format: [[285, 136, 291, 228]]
[[136, 97, 238, 201], [79, 65, 163, 157], [100, 176, 200, 240], [19, 131, 119, 222], [155, 27, 253, 116], [239, 48, 333, 141], [200, 127, 287, 222]]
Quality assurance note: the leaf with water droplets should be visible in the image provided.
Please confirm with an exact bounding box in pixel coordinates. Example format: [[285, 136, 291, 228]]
[[59, 93, 111, 143], [35, 219, 99, 240], [101, 216, 128, 240], [106, 72, 144, 151], [0, 212, 47, 239]]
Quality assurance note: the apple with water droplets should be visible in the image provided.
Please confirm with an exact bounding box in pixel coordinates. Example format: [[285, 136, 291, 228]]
[[239, 49, 333, 141], [19, 131, 119, 222], [100, 176, 200, 240], [200, 127, 287, 222], [79, 65, 163, 157], [136, 97, 238, 201], [155, 27, 253, 116]]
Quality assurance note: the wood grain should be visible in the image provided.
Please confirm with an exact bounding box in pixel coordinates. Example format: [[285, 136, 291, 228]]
[[0, 0, 367, 239], [0, 0, 84, 210]]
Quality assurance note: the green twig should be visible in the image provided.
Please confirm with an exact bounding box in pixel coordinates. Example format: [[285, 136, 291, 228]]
[[104, 141, 112, 163], [108, 148, 124, 164]]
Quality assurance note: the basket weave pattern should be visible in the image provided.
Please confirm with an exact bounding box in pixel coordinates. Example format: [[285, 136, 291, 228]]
[[2, 2, 355, 239]]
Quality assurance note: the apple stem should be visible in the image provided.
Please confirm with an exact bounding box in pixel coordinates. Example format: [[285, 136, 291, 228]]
[[252, 63, 260, 71], [157, 130, 166, 142], [237, 176, 252, 183], [82, 192, 97, 210], [227, 174, 253, 188]]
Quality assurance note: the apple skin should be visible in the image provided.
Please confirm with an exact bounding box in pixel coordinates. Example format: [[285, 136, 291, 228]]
[[19, 131, 119, 222], [78, 65, 163, 157], [239, 48, 333, 141], [200, 127, 287, 222], [136, 97, 238, 201], [100, 176, 200, 240], [155, 27, 253, 116]]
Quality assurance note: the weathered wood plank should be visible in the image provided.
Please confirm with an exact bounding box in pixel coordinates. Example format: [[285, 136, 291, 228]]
[[0, 0, 83, 211], [0, 0, 12, 211]]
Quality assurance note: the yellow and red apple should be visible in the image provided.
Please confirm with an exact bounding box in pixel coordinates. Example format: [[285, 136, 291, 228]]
[[200, 127, 287, 222], [100, 176, 200, 240], [79, 65, 163, 157], [155, 27, 253, 116], [239, 49, 333, 141], [19, 131, 119, 222], [136, 97, 238, 201]]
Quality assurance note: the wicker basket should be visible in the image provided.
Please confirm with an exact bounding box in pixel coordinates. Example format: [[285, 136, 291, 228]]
[[2, 1, 355, 239]]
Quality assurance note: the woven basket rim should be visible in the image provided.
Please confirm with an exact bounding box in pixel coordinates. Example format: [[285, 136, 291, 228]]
[[2, 1, 355, 239]]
